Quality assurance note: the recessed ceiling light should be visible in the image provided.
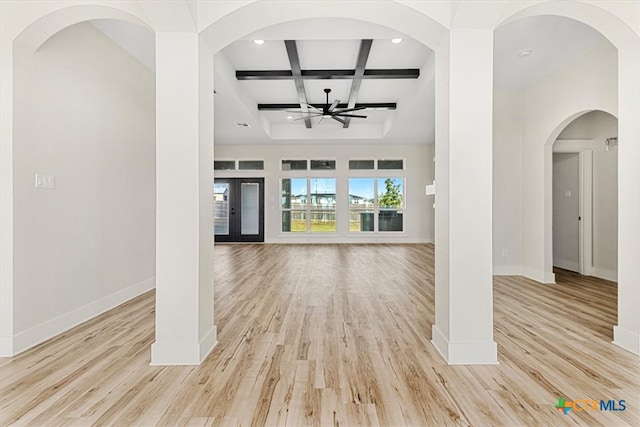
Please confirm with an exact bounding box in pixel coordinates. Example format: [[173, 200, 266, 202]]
[[253, 39, 264, 45], [518, 48, 532, 57], [391, 38, 403, 44], [286, 116, 293, 120]]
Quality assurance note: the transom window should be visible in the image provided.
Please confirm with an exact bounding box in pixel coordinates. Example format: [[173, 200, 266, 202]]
[[214, 160, 264, 171], [348, 159, 404, 170]]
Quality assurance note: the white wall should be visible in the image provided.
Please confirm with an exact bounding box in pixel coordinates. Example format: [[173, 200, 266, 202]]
[[557, 111, 618, 280], [493, 90, 522, 275], [213, 143, 434, 243], [12, 22, 156, 353]]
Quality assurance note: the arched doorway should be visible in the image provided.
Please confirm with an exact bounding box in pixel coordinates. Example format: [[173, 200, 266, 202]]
[[150, 0, 502, 365], [150, 2, 455, 365], [495, 1, 640, 355], [1, 5, 156, 356], [552, 111, 618, 280]]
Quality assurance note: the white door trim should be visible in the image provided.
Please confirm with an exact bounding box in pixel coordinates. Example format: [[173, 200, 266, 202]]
[[553, 139, 593, 276]]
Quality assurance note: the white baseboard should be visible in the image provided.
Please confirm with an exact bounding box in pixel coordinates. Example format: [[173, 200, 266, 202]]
[[613, 325, 639, 356], [431, 325, 449, 360], [431, 325, 498, 365], [10, 277, 155, 356], [493, 265, 522, 276], [150, 325, 218, 365], [267, 236, 433, 244], [521, 267, 556, 284], [592, 267, 617, 282]]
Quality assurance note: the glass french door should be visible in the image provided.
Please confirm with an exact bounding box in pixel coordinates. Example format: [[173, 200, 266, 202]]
[[214, 178, 264, 242]]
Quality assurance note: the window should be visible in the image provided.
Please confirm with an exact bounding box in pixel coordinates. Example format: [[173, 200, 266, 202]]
[[238, 160, 264, 170], [310, 178, 336, 232], [310, 160, 336, 170], [214, 160, 264, 171], [348, 178, 375, 232], [281, 159, 307, 171], [349, 160, 375, 170], [281, 178, 307, 232], [281, 178, 336, 233], [214, 160, 235, 171], [378, 178, 404, 232], [349, 159, 404, 170], [348, 177, 404, 232], [378, 159, 404, 170]]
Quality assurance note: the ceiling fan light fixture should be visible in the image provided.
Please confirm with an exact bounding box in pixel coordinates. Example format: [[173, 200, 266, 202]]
[[253, 39, 265, 45], [391, 38, 403, 44]]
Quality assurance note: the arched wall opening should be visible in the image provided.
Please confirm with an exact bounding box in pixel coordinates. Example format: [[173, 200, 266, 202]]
[[494, 0, 639, 355], [210, 17, 436, 244], [13, 4, 152, 53], [163, 3, 451, 364], [5, 7, 156, 355], [551, 111, 618, 283], [191, 0, 503, 366]]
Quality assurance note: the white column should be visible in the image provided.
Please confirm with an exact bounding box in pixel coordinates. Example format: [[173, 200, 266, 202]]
[[0, 28, 14, 357], [151, 32, 217, 365], [432, 29, 497, 364], [613, 42, 640, 356]]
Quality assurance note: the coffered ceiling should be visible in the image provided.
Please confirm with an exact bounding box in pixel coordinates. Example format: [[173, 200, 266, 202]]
[[213, 18, 434, 144], [91, 15, 609, 146]]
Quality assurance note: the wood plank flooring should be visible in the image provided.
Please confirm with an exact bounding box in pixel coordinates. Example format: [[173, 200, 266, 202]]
[[1, 244, 638, 426]]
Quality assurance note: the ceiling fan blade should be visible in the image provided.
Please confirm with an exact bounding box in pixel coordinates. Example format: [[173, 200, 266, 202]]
[[328, 99, 340, 112], [330, 116, 347, 125], [317, 116, 325, 126], [293, 114, 323, 121], [333, 113, 367, 119], [287, 110, 324, 116], [302, 103, 322, 112], [334, 106, 366, 114]]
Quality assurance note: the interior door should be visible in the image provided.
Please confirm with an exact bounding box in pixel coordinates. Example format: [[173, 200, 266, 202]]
[[553, 153, 580, 272], [214, 178, 264, 242]]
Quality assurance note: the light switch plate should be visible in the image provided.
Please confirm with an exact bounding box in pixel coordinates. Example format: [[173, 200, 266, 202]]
[[35, 173, 55, 189], [425, 181, 436, 196]]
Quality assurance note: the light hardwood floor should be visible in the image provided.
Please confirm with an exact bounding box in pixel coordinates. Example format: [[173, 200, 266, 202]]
[[1, 244, 638, 426]]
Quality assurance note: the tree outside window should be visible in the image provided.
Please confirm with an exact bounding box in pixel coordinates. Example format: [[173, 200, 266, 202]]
[[378, 178, 403, 209]]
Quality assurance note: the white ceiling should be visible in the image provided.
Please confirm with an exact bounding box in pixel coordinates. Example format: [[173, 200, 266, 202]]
[[494, 16, 608, 91], [89, 15, 609, 146], [90, 19, 155, 71]]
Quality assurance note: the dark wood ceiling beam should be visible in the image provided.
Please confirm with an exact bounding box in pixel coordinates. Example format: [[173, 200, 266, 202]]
[[343, 39, 373, 128], [236, 69, 420, 80], [257, 102, 397, 111], [284, 40, 311, 128]]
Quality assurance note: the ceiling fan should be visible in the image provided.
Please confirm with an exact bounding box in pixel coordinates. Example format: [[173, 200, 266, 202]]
[[290, 88, 367, 125]]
